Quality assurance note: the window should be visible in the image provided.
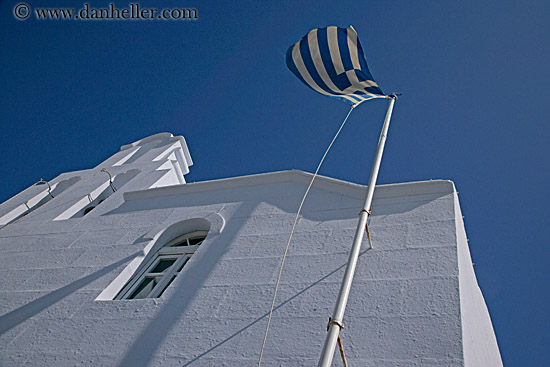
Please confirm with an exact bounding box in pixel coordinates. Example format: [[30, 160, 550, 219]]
[[115, 231, 207, 299]]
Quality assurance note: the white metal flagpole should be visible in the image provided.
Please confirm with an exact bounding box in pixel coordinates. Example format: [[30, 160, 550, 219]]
[[318, 94, 397, 367]]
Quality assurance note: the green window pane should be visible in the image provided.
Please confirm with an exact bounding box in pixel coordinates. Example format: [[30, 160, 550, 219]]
[[129, 277, 158, 299], [151, 259, 176, 273]]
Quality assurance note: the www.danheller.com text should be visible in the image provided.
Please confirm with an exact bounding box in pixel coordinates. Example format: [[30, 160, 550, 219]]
[[13, 2, 198, 21]]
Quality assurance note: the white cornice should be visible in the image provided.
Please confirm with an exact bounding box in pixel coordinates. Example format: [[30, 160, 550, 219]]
[[123, 170, 455, 202]]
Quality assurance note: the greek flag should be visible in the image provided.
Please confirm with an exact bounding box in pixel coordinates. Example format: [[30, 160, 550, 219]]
[[287, 25, 385, 106]]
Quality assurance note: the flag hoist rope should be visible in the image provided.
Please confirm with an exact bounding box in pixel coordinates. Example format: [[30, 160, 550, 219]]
[[258, 106, 355, 366]]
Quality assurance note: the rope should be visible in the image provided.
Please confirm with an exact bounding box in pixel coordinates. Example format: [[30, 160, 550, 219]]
[[359, 209, 373, 250], [258, 106, 355, 366], [337, 334, 347, 367], [327, 318, 348, 367]]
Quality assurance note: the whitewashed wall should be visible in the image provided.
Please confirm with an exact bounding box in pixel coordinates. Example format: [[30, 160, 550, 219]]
[[0, 135, 501, 367]]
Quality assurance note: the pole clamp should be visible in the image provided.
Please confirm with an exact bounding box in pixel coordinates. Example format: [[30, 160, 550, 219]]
[[358, 208, 371, 217], [327, 318, 348, 366], [327, 317, 344, 331]]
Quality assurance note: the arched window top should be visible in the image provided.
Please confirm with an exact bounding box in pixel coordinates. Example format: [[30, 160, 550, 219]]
[[165, 230, 208, 248], [154, 218, 211, 246], [115, 230, 208, 300], [97, 215, 223, 301]]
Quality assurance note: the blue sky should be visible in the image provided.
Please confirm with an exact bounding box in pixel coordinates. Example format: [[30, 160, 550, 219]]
[[1, 1, 549, 365]]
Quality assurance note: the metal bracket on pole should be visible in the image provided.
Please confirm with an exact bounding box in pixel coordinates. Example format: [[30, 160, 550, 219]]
[[318, 95, 397, 367], [327, 318, 347, 367]]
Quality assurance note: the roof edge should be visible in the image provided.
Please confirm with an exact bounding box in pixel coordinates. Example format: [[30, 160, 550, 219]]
[[123, 170, 455, 202], [120, 132, 174, 151]]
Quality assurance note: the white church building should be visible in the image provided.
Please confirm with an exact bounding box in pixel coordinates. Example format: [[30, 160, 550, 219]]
[[0, 133, 502, 366]]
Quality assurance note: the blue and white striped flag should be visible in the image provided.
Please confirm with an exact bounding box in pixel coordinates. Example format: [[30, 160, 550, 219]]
[[287, 25, 385, 106]]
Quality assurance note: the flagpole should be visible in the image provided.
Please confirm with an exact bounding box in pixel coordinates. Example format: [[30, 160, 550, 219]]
[[318, 94, 396, 367]]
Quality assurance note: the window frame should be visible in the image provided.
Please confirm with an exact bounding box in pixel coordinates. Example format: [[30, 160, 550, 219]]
[[115, 230, 207, 300]]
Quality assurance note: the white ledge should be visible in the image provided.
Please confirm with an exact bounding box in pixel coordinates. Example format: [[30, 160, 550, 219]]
[[122, 170, 455, 202]]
